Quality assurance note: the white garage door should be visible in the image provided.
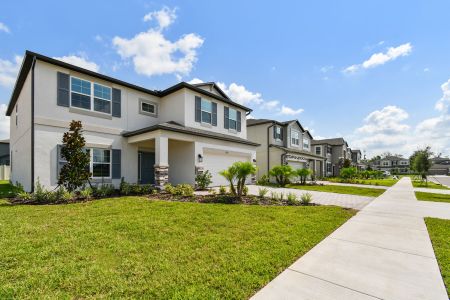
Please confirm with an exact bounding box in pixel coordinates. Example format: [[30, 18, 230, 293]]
[[203, 150, 251, 186], [288, 161, 306, 171]]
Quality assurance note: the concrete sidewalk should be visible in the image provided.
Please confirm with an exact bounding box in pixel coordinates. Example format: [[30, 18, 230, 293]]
[[316, 180, 388, 190], [251, 177, 448, 300]]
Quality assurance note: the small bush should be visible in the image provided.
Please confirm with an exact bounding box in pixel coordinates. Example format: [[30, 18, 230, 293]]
[[174, 184, 194, 197], [195, 170, 213, 190], [300, 193, 313, 205], [79, 188, 92, 200], [286, 193, 298, 205], [256, 174, 270, 185], [140, 184, 154, 194], [33, 179, 50, 203], [218, 185, 227, 195], [258, 187, 269, 198], [131, 184, 143, 195], [242, 185, 249, 196], [120, 178, 132, 195], [164, 183, 175, 195], [16, 191, 32, 201], [93, 184, 115, 198]]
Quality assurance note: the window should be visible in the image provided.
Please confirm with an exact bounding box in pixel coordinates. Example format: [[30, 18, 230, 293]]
[[291, 130, 300, 146], [91, 149, 111, 178], [326, 162, 331, 173], [303, 138, 310, 150], [382, 161, 389, 166], [201, 99, 212, 124], [142, 102, 155, 113], [70, 77, 112, 114], [93, 83, 111, 114], [400, 161, 408, 165], [139, 99, 158, 116], [315, 146, 321, 155], [327, 146, 332, 154], [228, 108, 237, 130], [274, 126, 283, 140]]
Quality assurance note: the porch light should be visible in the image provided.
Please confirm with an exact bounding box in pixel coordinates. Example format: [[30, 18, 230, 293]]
[[253, 158, 256, 163], [198, 154, 203, 163]]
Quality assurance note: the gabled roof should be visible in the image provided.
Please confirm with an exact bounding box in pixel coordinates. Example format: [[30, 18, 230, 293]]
[[246, 118, 312, 138], [191, 82, 230, 100], [312, 137, 347, 147], [6, 51, 251, 116], [122, 121, 260, 146], [381, 155, 407, 161]]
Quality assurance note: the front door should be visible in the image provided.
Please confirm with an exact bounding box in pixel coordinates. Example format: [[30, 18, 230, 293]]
[[138, 151, 155, 184]]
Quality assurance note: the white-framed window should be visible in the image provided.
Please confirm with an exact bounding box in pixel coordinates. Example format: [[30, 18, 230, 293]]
[[70, 76, 112, 114], [326, 162, 332, 173], [274, 126, 283, 140], [382, 161, 389, 166], [90, 148, 111, 178], [291, 130, 300, 146], [400, 161, 408, 165], [228, 108, 238, 130], [139, 99, 158, 117], [303, 138, 310, 150], [201, 99, 212, 124], [315, 146, 321, 155]]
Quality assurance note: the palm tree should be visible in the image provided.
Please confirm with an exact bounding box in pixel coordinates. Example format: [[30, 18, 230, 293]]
[[220, 162, 257, 199]]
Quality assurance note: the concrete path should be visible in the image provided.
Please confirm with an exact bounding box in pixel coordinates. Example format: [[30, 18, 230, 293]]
[[247, 185, 374, 210], [251, 177, 448, 300], [316, 180, 388, 190], [414, 187, 450, 194], [429, 175, 450, 188]]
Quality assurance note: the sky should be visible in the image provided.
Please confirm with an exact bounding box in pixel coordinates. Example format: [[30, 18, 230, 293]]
[[1, 0, 449, 158]]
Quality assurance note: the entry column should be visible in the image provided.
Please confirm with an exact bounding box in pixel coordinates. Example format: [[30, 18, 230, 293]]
[[154, 136, 169, 187]]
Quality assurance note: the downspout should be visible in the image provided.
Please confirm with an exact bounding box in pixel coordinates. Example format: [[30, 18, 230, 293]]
[[267, 122, 275, 175], [31, 56, 36, 192]]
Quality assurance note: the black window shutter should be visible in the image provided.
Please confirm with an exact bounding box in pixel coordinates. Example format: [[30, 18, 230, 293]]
[[57, 72, 70, 107], [112, 88, 121, 118], [273, 126, 277, 139], [57, 144, 67, 177], [237, 111, 241, 132], [195, 96, 201, 122], [224, 107, 229, 129], [280, 127, 284, 141], [212, 102, 217, 126], [112, 149, 121, 179]]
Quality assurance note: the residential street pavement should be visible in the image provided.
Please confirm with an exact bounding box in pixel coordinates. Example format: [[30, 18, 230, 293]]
[[251, 177, 449, 300]]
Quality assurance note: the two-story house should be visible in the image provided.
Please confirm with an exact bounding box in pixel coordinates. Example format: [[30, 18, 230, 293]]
[[246, 119, 325, 180], [311, 138, 350, 176], [370, 156, 410, 174], [6, 51, 259, 191], [429, 157, 450, 175]]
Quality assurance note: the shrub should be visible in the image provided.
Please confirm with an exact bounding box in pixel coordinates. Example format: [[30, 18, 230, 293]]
[[258, 187, 269, 198], [286, 192, 298, 205], [269, 165, 295, 187], [131, 184, 143, 195], [79, 188, 92, 200], [33, 179, 51, 203], [195, 170, 213, 190], [174, 184, 194, 197], [140, 184, 154, 194], [242, 185, 249, 196], [93, 184, 115, 198], [256, 174, 270, 185], [220, 162, 257, 199], [340, 167, 357, 180], [164, 183, 175, 195], [218, 185, 227, 195], [300, 193, 313, 205], [16, 191, 32, 201], [120, 178, 132, 195], [296, 168, 311, 185]]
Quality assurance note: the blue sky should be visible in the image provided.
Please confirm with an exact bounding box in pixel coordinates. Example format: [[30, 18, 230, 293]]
[[1, 0, 449, 157]]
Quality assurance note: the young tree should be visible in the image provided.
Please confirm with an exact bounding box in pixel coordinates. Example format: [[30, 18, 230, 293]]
[[220, 162, 257, 199], [58, 120, 91, 192], [269, 165, 295, 187], [296, 168, 311, 185], [410, 146, 433, 184]]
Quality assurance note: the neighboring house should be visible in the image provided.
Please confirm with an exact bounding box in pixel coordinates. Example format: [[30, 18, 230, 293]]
[[246, 119, 325, 180], [311, 138, 351, 177], [429, 157, 450, 175], [0, 140, 10, 165], [351, 149, 365, 170], [370, 156, 410, 174], [6, 51, 259, 192]]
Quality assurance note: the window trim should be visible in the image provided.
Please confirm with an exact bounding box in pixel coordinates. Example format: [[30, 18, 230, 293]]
[[70, 76, 112, 115], [200, 98, 212, 124], [303, 138, 310, 150], [90, 148, 112, 179], [139, 99, 158, 117], [291, 129, 300, 147], [274, 126, 283, 141], [228, 107, 238, 130], [315, 146, 321, 155]]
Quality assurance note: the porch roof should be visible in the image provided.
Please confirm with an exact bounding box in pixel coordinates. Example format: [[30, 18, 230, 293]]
[[122, 121, 260, 146], [269, 144, 325, 160]]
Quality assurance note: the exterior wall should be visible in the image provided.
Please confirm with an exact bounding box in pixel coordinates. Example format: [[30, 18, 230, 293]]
[[183, 89, 248, 139], [159, 89, 186, 126], [168, 140, 195, 185], [247, 124, 270, 178], [287, 122, 303, 151], [10, 70, 32, 191]]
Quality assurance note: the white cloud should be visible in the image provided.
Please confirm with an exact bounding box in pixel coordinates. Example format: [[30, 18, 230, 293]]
[[217, 82, 263, 106], [0, 55, 22, 88], [0, 104, 10, 140], [113, 8, 203, 77], [262, 100, 279, 110], [357, 105, 410, 135], [0, 22, 10, 33], [424, 67, 430, 72], [187, 78, 204, 84], [53, 55, 100, 72], [279, 105, 304, 116], [320, 65, 333, 73], [143, 7, 177, 29], [435, 79, 450, 113], [343, 43, 412, 73]]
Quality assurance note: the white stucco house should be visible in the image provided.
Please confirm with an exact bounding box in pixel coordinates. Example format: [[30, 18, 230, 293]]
[[6, 51, 258, 192]]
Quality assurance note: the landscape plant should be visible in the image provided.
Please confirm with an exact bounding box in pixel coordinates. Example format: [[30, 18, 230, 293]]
[[258, 187, 269, 198], [218, 185, 227, 194], [195, 170, 213, 190], [219, 161, 257, 199], [58, 120, 91, 192], [296, 168, 311, 185], [300, 193, 313, 205], [269, 165, 295, 187], [410, 146, 433, 184]]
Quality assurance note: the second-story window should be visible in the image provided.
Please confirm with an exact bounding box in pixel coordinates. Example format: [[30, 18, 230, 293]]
[[274, 126, 283, 140], [71, 77, 112, 114], [291, 130, 300, 146], [228, 108, 237, 130], [201, 99, 212, 124], [315, 146, 321, 155], [303, 138, 310, 150]]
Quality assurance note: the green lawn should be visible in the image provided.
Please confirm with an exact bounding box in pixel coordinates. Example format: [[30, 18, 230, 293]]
[[286, 184, 385, 197], [0, 180, 17, 198], [415, 192, 450, 204], [412, 181, 450, 190], [0, 197, 354, 299], [326, 178, 397, 187], [425, 218, 450, 296]]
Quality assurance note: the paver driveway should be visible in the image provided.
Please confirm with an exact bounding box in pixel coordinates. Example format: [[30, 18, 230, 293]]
[[251, 177, 449, 300]]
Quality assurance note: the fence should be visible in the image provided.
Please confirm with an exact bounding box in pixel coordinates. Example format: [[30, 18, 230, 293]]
[[0, 165, 10, 181]]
